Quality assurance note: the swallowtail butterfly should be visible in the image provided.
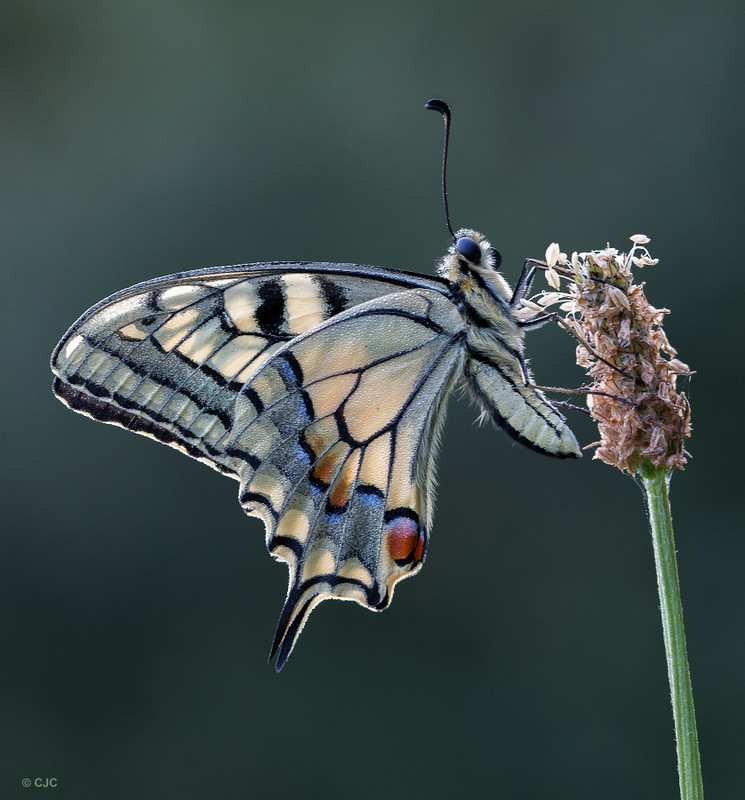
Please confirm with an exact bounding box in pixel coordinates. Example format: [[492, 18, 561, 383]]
[[51, 100, 580, 670]]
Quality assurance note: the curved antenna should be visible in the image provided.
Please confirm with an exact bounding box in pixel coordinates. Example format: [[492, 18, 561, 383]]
[[425, 98, 456, 241]]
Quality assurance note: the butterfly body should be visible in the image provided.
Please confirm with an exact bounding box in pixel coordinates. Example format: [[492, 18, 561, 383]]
[[52, 228, 579, 669]]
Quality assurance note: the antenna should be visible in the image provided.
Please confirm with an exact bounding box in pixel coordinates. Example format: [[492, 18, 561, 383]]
[[425, 98, 456, 241]]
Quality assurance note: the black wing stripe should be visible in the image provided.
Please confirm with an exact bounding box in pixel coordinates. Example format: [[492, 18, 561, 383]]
[[61, 334, 237, 434], [53, 379, 237, 475], [315, 274, 349, 317], [254, 278, 288, 336]]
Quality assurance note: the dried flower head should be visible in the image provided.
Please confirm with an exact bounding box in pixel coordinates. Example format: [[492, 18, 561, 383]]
[[530, 237, 692, 474]]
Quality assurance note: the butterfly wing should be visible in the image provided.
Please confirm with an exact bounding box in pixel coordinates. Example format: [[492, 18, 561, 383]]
[[51, 262, 449, 476], [227, 288, 465, 668], [51, 262, 462, 669]]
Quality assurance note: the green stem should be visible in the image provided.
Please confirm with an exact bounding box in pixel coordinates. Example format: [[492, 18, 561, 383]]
[[637, 461, 704, 800]]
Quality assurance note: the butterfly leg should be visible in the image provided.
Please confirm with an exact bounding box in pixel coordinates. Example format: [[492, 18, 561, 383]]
[[516, 310, 557, 331], [527, 379, 638, 409], [509, 258, 544, 308], [551, 316, 638, 382], [516, 315, 638, 410], [519, 304, 639, 384], [511, 258, 559, 331]]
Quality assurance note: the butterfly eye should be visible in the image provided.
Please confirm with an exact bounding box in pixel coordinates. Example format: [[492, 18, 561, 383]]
[[455, 237, 482, 264], [488, 247, 502, 270]]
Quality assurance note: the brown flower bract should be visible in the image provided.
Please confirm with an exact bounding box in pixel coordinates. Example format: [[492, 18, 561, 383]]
[[547, 244, 692, 474]]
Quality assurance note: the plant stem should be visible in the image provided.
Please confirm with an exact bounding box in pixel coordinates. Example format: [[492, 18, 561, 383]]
[[637, 461, 704, 800]]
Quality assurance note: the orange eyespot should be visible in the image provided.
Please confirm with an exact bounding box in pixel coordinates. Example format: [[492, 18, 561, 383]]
[[386, 517, 426, 566]]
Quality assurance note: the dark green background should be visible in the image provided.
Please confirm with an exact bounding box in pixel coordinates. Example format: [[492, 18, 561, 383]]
[[3, 1, 743, 798]]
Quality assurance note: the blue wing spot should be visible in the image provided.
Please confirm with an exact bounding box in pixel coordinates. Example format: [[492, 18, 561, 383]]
[[297, 434, 316, 463], [357, 484, 385, 506], [276, 352, 304, 387], [299, 389, 313, 420]]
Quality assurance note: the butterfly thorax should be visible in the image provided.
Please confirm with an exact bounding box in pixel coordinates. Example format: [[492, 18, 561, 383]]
[[437, 228, 526, 381], [431, 228, 580, 459]]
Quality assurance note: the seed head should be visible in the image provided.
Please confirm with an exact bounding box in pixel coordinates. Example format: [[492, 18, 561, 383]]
[[530, 237, 692, 474]]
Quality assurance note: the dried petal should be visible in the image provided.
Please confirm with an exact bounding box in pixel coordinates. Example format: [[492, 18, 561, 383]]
[[545, 242, 561, 267], [538, 291, 566, 306], [607, 285, 631, 311], [668, 358, 691, 375], [630, 234, 651, 244], [571, 251, 581, 280], [545, 267, 562, 290]]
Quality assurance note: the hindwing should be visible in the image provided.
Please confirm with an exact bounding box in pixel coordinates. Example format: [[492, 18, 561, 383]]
[[226, 289, 464, 667]]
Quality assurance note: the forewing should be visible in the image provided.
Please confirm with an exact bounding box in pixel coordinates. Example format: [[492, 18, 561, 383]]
[[51, 262, 448, 477], [225, 289, 465, 669]]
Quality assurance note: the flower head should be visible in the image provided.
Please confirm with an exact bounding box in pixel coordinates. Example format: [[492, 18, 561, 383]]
[[529, 237, 692, 474]]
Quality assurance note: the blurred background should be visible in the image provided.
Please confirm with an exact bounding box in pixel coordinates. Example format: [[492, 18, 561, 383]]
[[2, 1, 743, 798]]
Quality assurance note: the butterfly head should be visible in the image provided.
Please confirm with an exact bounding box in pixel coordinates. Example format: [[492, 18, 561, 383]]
[[437, 228, 512, 301]]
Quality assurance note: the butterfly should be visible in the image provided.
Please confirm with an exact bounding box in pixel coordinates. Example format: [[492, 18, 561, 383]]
[[50, 100, 580, 670]]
